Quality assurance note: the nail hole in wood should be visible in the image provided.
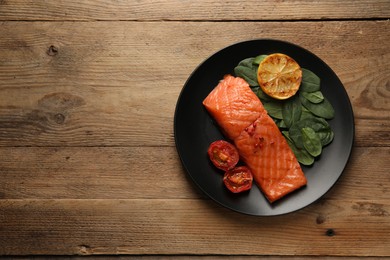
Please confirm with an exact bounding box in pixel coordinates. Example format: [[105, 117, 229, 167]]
[[326, 228, 335, 237], [47, 45, 58, 56]]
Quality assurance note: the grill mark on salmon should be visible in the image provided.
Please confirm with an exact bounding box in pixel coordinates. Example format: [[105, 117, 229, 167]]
[[203, 75, 307, 203]]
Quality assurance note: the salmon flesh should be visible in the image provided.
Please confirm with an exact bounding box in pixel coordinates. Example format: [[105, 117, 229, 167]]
[[203, 75, 307, 203]]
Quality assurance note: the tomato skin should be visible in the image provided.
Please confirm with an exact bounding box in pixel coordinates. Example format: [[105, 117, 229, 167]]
[[208, 140, 239, 171], [223, 166, 253, 193]]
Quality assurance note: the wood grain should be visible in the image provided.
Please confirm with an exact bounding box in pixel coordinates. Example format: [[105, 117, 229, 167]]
[[0, 147, 388, 201], [0, 1, 389, 257], [0, 21, 389, 147], [0, 199, 389, 256], [2, 257, 382, 260], [0, 0, 389, 21]]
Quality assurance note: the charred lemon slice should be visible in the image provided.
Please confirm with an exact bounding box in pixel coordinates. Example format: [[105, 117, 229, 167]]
[[257, 53, 302, 100]]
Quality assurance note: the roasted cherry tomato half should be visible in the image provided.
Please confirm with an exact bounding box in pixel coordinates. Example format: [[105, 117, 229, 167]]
[[207, 140, 239, 171], [223, 166, 253, 193]]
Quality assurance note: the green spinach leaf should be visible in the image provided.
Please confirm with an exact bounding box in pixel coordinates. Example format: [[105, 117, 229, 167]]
[[282, 95, 302, 128], [300, 93, 335, 119], [283, 131, 315, 166], [253, 54, 268, 65], [301, 91, 324, 104], [301, 127, 322, 157], [300, 108, 316, 120], [289, 117, 332, 149], [301, 68, 320, 92], [317, 127, 334, 146], [275, 119, 287, 129], [256, 87, 272, 102], [234, 58, 258, 86], [263, 101, 283, 120]]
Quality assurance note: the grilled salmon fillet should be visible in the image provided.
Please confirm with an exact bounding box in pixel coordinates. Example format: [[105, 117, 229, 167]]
[[203, 75, 307, 203]]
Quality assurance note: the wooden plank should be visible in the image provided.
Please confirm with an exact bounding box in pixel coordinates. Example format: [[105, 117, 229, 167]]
[[0, 146, 203, 200], [0, 199, 389, 256], [0, 21, 389, 147], [0, 147, 388, 201], [0, 0, 389, 21], [355, 118, 390, 147], [10, 255, 378, 260], [0, 257, 384, 260]]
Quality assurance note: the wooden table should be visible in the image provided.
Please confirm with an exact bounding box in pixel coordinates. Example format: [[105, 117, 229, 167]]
[[0, 1, 389, 258]]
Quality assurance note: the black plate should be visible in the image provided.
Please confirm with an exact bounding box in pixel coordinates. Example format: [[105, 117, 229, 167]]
[[174, 39, 354, 216]]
